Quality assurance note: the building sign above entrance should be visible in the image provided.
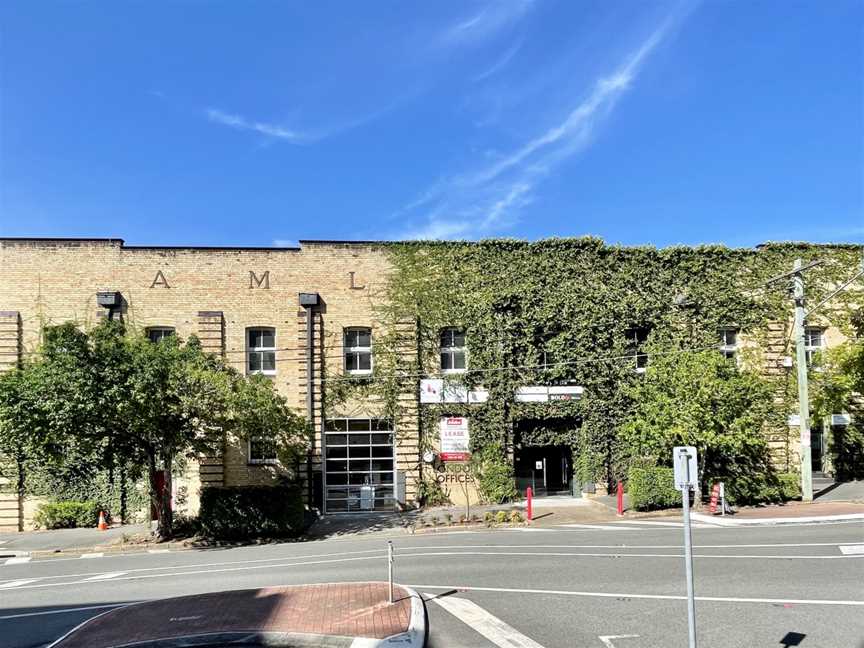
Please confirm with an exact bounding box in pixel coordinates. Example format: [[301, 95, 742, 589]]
[[515, 385, 584, 403], [439, 417, 470, 461], [420, 379, 488, 404]]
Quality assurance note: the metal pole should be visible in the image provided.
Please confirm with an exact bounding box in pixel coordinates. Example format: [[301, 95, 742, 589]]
[[793, 259, 814, 502], [681, 450, 697, 648], [387, 541, 394, 603]]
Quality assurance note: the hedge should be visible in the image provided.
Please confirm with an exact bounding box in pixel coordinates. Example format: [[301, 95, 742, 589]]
[[198, 485, 306, 540], [716, 472, 801, 505], [627, 466, 680, 511], [33, 500, 105, 530]]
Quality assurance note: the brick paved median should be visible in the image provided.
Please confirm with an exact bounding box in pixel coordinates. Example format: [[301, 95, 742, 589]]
[[52, 582, 415, 648]]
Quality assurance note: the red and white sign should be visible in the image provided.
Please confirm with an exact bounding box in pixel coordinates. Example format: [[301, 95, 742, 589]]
[[439, 416, 470, 461]]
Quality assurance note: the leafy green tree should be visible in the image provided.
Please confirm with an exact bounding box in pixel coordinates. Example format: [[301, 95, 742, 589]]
[[620, 346, 776, 497], [812, 313, 864, 479]]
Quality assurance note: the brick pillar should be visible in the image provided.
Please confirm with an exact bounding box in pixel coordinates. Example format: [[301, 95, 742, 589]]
[[297, 306, 324, 508], [392, 318, 421, 509], [0, 312, 22, 531], [196, 311, 225, 487]]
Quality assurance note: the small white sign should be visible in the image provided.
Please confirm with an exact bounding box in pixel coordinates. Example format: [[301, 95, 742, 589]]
[[420, 379, 488, 404], [673, 446, 698, 491], [535, 461, 543, 470]]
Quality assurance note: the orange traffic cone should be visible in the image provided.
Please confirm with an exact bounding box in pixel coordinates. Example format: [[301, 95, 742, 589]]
[[97, 510, 108, 531]]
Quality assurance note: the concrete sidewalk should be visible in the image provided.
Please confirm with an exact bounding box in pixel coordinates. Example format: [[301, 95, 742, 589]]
[[50, 582, 426, 648], [694, 500, 864, 526], [0, 524, 147, 556]]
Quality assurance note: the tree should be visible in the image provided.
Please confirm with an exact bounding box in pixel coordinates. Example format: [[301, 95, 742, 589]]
[[620, 347, 776, 496], [812, 312, 864, 479], [0, 321, 310, 539]]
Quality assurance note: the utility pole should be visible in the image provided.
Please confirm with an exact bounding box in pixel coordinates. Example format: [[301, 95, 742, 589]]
[[792, 259, 813, 502]]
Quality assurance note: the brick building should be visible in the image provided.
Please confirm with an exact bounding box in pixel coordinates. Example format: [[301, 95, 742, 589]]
[[0, 237, 417, 529], [0, 237, 858, 530]]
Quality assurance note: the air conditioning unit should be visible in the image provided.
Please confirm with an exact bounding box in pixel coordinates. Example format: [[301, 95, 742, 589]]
[[96, 291, 121, 308], [781, 356, 794, 368]]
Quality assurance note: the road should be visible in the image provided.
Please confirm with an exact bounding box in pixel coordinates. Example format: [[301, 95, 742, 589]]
[[1, 519, 862, 648]]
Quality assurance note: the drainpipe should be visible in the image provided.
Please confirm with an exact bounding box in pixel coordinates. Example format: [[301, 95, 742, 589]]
[[299, 293, 320, 508]]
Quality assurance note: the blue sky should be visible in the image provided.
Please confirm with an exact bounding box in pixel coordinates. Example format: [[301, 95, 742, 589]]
[[1, 1, 862, 247]]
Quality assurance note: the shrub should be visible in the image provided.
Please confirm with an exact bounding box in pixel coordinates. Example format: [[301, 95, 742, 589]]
[[494, 510, 508, 524], [718, 472, 801, 505], [483, 511, 495, 526], [627, 466, 679, 511], [33, 500, 104, 530], [198, 485, 305, 540], [508, 511, 523, 524]]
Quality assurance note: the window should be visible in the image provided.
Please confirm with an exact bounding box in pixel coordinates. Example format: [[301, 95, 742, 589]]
[[719, 328, 738, 360], [344, 327, 372, 374], [324, 418, 395, 512], [248, 436, 278, 464], [804, 327, 823, 367], [625, 328, 649, 372], [147, 327, 175, 343], [247, 327, 276, 375], [440, 328, 467, 373]]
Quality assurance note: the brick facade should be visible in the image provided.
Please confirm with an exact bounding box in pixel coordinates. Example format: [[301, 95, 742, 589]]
[[0, 238, 419, 520]]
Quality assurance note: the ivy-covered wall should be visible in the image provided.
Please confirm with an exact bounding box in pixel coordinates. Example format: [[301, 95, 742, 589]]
[[327, 238, 862, 503]]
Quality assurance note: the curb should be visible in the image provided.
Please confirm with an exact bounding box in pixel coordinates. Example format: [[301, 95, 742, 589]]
[[692, 511, 864, 527], [351, 586, 427, 648]]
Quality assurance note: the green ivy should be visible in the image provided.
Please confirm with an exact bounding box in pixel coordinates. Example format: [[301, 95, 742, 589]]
[[329, 239, 862, 501]]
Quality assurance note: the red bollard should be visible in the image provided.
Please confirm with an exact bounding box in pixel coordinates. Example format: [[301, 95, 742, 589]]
[[616, 480, 624, 516], [526, 486, 533, 522]]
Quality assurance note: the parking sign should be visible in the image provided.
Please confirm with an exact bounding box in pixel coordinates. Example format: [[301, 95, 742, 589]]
[[673, 446, 698, 491]]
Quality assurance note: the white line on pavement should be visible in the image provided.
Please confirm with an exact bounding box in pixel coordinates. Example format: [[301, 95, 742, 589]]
[[840, 545, 864, 555], [431, 594, 546, 648], [504, 528, 555, 532], [3, 557, 31, 565], [411, 584, 864, 607], [0, 579, 38, 588], [80, 553, 105, 559], [1, 549, 858, 593], [84, 572, 127, 581], [557, 524, 639, 530], [599, 635, 640, 648], [0, 603, 128, 620], [147, 549, 171, 554]]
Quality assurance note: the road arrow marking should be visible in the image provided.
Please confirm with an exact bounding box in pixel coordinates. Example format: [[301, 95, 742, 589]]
[[81, 553, 105, 559], [599, 635, 639, 648], [432, 595, 546, 647], [3, 557, 31, 565], [85, 572, 126, 581]]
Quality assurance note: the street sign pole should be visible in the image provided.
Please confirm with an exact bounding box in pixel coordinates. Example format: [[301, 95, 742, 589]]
[[675, 446, 698, 648]]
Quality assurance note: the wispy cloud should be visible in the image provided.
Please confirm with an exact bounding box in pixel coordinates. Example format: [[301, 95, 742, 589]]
[[472, 37, 524, 82], [399, 16, 680, 241], [206, 108, 307, 142], [439, 0, 534, 49]]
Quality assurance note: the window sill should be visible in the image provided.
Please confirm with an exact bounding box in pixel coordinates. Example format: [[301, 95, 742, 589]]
[[248, 370, 277, 377], [441, 369, 467, 375], [248, 460, 280, 466], [635, 367, 647, 374]]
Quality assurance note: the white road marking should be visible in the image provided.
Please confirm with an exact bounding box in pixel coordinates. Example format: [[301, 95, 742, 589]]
[[432, 595, 546, 648], [80, 553, 105, 559], [148, 549, 171, 554], [3, 557, 31, 565], [411, 583, 864, 607], [0, 579, 37, 588], [557, 524, 639, 530], [0, 603, 127, 620], [504, 527, 555, 532], [599, 635, 640, 648], [0, 540, 7, 545], [84, 571, 126, 581], [840, 544, 864, 555]]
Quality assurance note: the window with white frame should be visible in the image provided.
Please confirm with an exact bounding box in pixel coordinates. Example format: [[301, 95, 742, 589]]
[[248, 436, 278, 464], [719, 328, 738, 360], [147, 327, 175, 343], [247, 327, 276, 375], [440, 328, 467, 373], [625, 328, 649, 372], [344, 327, 372, 374], [804, 327, 824, 366]]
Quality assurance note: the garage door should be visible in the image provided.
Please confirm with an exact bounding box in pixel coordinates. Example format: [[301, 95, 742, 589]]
[[324, 418, 395, 513]]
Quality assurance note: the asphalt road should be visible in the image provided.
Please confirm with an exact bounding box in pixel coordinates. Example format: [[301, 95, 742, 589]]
[[1, 519, 862, 648]]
